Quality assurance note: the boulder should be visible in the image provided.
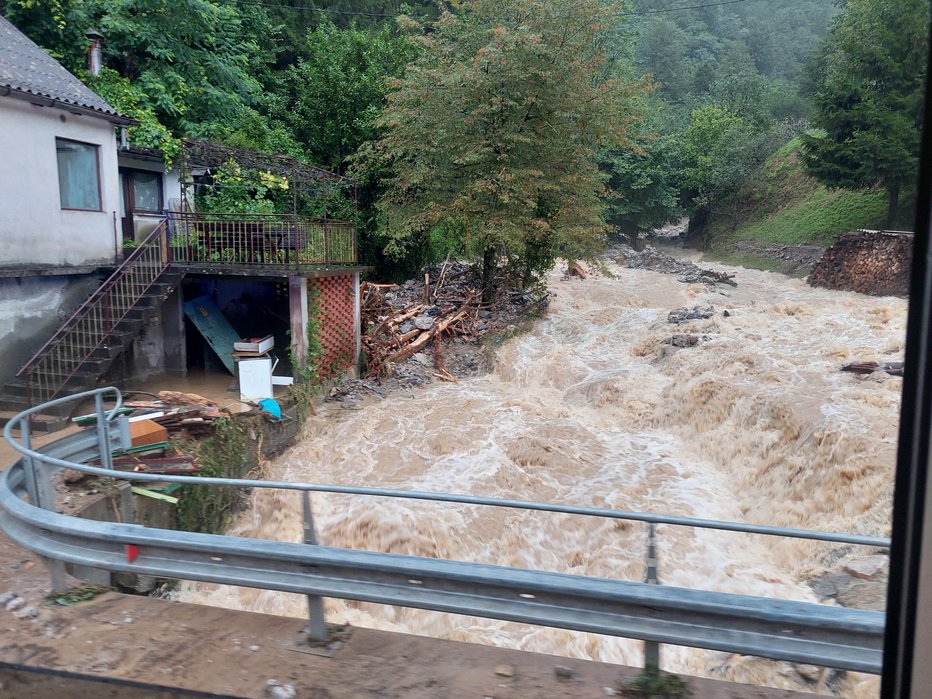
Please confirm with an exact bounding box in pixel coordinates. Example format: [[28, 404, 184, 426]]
[[844, 555, 888, 581]]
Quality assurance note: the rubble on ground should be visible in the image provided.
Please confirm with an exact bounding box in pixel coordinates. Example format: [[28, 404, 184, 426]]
[[610, 244, 737, 287], [667, 306, 716, 324], [331, 261, 547, 402], [59, 390, 235, 488]]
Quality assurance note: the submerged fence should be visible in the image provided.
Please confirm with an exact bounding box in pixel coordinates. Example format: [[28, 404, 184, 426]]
[[1, 388, 888, 674]]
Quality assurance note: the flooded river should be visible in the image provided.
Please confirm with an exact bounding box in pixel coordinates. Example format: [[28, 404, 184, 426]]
[[179, 257, 906, 696]]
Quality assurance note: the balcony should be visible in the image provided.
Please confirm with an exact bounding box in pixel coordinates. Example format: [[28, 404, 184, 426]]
[[166, 211, 358, 275]]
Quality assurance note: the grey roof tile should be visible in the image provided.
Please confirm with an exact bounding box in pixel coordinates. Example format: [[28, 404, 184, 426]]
[[0, 13, 123, 119]]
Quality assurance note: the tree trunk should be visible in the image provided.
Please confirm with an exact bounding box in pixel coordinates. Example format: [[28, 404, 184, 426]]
[[684, 207, 709, 249], [481, 246, 496, 304], [886, 183, 900, 229]]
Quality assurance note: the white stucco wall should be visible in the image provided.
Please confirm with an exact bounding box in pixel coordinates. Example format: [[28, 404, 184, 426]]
[[0, 97, 120, 268]]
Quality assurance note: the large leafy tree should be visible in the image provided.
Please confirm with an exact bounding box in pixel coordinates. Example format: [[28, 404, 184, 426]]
[[268, 21, 417, 173], [362, 0, 646, 299], [803, 0, 929, 227], [678, 104, 792, 241]]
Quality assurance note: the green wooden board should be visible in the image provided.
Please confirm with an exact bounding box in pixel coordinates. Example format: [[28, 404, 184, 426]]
[[183, 295, 239, 374]]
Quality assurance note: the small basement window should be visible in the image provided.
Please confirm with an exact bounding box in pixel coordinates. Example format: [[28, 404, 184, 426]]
[[56, 138, 101, 211]]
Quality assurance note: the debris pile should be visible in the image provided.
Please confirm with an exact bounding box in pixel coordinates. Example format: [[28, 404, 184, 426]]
[[357, 261, 546, 388], [124, 390, 229, 436], [65, 391, 235, 486], [841, 361, 904, 377], [809, 230, 912, 297], [667, 306, 716, 324], [612, 244, 737, 287]]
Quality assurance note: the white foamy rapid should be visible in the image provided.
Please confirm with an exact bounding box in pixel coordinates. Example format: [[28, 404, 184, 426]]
[[179, 257, 905, 696]]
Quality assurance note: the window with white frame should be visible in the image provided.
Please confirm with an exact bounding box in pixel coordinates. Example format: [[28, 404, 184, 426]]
[[56, 138, 101, 211]]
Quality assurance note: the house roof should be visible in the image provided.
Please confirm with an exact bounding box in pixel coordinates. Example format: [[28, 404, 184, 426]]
[[0, 14, 130, 123]]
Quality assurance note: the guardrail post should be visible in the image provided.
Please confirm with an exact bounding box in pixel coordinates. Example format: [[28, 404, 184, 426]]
[[94, 392, 113, 471], [644, 523, 660, 669], [20, 413, 69, 592], [302, 491, 328, 641]]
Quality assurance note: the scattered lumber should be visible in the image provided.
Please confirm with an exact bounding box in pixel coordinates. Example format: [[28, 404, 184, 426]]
[[110, 455, 201, 475], [364, 290, 479, 376], [157, 390, 215, 406], [358, 261, 543, 381]]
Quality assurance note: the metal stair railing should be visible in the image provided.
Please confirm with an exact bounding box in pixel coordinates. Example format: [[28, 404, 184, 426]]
[[0, 388, 889, 675], [15, 222, 170, 406]]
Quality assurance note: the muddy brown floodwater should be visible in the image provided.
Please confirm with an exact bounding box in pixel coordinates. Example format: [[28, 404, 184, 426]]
[[178, 257, 907, 698]]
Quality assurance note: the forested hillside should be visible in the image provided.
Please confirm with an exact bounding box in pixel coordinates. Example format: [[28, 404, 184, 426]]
[[2, 0, 926, 281]]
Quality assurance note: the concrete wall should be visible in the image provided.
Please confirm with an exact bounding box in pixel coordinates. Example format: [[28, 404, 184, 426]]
[[0, 274, 100, 385], [0, 97, 121, 269]]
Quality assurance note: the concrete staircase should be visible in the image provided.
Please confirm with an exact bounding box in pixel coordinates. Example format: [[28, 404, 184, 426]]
[[0, 222, 182, 432]]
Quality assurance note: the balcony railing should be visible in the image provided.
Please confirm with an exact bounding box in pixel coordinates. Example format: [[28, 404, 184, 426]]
[[166, 211, 357, 268]]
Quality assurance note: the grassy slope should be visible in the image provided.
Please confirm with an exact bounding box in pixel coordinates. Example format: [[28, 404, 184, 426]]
[[705, 138, 887, 252]]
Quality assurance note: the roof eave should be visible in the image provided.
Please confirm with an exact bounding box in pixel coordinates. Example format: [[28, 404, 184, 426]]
[[0, 86, 136, 126]]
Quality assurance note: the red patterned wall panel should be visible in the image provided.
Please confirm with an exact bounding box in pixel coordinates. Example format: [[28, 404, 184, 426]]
[[312, 275, 356, 376]]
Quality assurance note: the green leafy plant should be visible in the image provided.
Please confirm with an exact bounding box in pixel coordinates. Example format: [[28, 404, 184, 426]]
[[46, 585, 108, 607], [618, 665, 691, 699]]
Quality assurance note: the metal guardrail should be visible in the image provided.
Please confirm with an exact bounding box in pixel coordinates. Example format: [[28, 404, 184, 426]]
[[0, 388, 888, 674]]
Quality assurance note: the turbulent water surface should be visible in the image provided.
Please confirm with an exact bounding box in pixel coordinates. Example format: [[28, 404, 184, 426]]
[[179, 257, 906, 696]]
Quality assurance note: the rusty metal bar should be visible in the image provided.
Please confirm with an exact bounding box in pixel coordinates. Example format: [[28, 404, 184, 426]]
[[165, 212, 356, 267], [15, 221, 170, 404]]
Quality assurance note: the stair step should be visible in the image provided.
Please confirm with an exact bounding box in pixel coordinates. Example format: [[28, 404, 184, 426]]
[[2, 374, 97, 399], [0, 398, 76, 418], [0, 410, 70, 433]]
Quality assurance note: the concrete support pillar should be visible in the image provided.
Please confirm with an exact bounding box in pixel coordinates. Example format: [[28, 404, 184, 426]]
[[289, 275, 309, 372], [162, 285, 187, 378]]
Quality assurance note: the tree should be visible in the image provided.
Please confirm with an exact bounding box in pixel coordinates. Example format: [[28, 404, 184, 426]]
[[361, 0, 647, 300], [678, 104, 792, 242], [602, 119, 679, 247], [802, 0, 929, 227], [268, 21, 417, 173]]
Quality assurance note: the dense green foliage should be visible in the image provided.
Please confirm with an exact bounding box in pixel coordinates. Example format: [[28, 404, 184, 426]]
[[3, 0, 922, 274], [706, 138, 887, 255], [268, 21, 418, 173], [803, 0, 929, 227], [360, 0, 647, 297]]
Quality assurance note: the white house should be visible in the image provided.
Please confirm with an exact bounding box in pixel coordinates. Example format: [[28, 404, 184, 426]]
[[0, 15, 141, 389], [0, 14, 361, 418], [0, 16, 133, 270]]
